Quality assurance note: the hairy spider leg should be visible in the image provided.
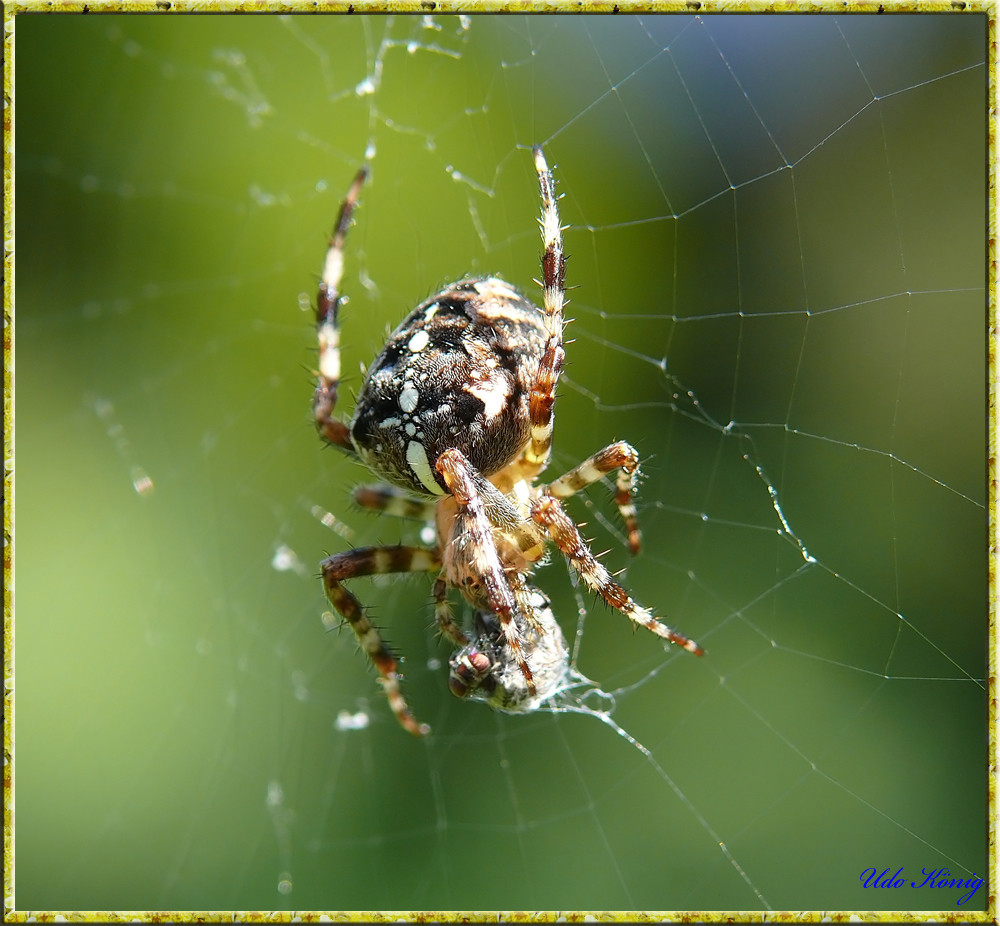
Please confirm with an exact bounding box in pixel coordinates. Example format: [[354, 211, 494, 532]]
[[320, 543, 441, 736], [431, 576, 469, 647], [436, 448, 537, 695], [524, 146, 567, 473], [531, 495, 704, 656], [313, 165, 369, 454], [353, 483, 439, 522], [350, 483, 464, 643], [544, 441, 643, 555]]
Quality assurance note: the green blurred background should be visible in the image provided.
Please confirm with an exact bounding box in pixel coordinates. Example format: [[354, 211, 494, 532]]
[[13, 12, 988, 914]]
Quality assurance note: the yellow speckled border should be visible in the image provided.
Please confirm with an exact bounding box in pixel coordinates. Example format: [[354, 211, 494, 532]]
[[5, 1, 1000, 8], [1, 0, 998, 11], [3, 0, 14, 919], [1, 1, 995, 922]]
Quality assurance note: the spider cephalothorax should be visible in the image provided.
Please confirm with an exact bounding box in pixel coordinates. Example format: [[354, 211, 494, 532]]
[[312, 147, 702, 736]]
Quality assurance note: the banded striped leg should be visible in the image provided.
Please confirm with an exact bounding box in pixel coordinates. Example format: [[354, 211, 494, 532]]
[[525, 146, 567, 472], [436, 448, 537, 696], [353, 484, 439, 522], [432, 576, 469, 647], [313, 166, 368, 453], [531, 496, 704, 656], [320, 544, 441, 736], [545, 441, 643, 554], [351, 484, 459, 642]]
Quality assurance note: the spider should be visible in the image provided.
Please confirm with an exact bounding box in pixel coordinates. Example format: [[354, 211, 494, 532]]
[[313, 147, 703, 736]]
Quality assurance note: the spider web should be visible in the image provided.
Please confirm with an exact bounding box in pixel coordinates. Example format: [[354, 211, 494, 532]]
[[12, 10, 991, 916]]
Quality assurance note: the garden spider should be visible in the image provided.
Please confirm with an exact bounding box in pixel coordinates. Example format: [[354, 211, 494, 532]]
[[313, 147, 702, 736]]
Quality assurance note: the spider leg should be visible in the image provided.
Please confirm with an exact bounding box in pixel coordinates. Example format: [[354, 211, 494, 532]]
[[524, 146, 566, 473], [432, 575, 469, 647], [353, 483, 439, 522], [544, 441, 643, 555], [351, 484, 459, 643], [530, 495, 704, 656], [320, 543, 441, 736], [436, 448, 537, 696], [313, 165, 368, 454]]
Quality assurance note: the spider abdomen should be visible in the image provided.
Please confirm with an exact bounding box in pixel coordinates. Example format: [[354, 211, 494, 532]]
[[350, 276, 549, 496]]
